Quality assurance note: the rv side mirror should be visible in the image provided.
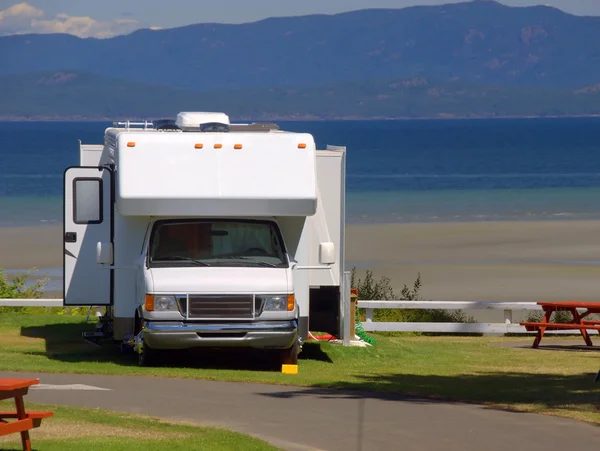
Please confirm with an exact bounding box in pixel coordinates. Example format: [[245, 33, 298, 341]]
[[319, 242, 336, 265], [96, 242, 113, 265]]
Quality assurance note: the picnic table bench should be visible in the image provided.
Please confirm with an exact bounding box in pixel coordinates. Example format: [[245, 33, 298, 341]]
[[0, 378, 53, 451], [520, 301, 600, 348]]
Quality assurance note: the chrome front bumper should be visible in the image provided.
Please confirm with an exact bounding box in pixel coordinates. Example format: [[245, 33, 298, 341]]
[[142, 320, 298, 350]]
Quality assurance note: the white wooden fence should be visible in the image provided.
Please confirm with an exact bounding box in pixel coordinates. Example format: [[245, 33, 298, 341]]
[[2, 298, 596, 336], [357, 300, 599, 335], [0, 299, 63, 307]]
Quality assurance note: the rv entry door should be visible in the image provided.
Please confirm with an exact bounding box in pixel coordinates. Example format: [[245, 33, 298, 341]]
[[63, 167, 112, 306]]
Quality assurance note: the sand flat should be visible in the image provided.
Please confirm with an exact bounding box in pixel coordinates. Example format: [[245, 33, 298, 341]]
[[347, 220, 600, 303], [0, 225, 62, 270], [2, 221, 600, 304]]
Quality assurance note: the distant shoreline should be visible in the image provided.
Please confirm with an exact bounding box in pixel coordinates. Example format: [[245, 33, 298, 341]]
[[2, 114, 600, 123], [4, 215, 600, 230]]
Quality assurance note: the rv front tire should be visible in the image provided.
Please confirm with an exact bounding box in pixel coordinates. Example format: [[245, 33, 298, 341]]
[[280, 340, 299, 366], [138, 341, 158, 367]]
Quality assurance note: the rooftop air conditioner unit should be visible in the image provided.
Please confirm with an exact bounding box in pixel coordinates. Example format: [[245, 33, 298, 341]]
[[175, 112, 230, 132]]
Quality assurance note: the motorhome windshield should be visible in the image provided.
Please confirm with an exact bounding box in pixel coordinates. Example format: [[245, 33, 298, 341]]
[[148, 220, 288, 268]]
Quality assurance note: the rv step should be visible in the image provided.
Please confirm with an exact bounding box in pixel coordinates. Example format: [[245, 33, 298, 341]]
[[82, 331, 107, 347]]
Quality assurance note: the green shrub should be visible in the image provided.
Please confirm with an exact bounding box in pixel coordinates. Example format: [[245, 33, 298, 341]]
[[351, 267, 472, 323], [524, 310, 574, 324], [0, 268, 48, 299], [0, 268, 88, 316]]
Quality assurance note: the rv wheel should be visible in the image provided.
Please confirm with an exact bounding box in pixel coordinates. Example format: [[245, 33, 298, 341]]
[[138, 341, 158, 367], [280, 340, 299, 366]]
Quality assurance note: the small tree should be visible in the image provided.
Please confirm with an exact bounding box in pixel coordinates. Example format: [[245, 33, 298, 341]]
[[350, 268, 414, 301], [351, 267, 471, 323], [0, 268, 50, 314]]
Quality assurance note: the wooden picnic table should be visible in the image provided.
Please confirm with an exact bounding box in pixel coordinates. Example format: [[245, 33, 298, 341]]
[[520, 301, 600, 348], [0, 378, 53, 451]]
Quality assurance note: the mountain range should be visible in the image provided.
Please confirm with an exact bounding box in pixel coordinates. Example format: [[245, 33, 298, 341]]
[[2, 1, 600, 120]]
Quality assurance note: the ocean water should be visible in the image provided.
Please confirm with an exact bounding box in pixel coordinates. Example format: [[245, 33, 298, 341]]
[[2, 117, 600, 226]]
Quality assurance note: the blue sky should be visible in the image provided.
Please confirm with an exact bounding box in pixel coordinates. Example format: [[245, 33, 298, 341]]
[[0, 0, 599, 38]]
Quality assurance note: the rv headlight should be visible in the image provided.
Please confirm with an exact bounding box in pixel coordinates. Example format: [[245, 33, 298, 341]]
[[146, 295, 177, 312], [262, 294, 295, 312]]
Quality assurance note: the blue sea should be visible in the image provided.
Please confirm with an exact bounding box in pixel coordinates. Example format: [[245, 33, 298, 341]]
[[2, 117, 600, 227]]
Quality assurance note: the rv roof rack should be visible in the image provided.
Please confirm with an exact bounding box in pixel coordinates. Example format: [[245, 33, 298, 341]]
[[113, 120, 155, 129], [111, 120, 281, 132]]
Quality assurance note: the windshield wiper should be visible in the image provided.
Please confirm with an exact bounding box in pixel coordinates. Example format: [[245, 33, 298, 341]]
[[247, 261, 278, 268], [220, 256, 278, 267], [155, 256, 211, 266]]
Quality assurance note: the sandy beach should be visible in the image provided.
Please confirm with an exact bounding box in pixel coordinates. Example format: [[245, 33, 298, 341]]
[[2, 221, 600, 306]]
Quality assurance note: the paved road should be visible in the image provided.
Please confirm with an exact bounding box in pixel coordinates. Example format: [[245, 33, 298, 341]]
[[2, 371, 599, 451]]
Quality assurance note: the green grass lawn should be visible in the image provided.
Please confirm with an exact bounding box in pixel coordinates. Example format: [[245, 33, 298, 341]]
[[1, 312, 599, 425], [0, 403, 279, 450]]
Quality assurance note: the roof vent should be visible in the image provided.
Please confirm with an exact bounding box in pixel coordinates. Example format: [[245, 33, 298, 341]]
[[200, 122, 230, 132], [152, 119, 181, 131], [175, 112, 230, 131]]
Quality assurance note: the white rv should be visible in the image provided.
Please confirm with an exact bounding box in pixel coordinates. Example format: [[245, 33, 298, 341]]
[[63, 112, 347, 366]]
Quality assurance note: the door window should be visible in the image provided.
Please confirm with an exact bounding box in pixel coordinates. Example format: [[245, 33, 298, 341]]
[[73, 178, 103, 224]]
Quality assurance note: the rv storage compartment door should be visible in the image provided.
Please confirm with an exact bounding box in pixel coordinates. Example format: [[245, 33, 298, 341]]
[[63, 167, 112, 306]]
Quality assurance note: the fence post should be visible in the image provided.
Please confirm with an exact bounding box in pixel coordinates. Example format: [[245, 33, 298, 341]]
[[350, 288, 358, 340], [342, 271, 351, 346]]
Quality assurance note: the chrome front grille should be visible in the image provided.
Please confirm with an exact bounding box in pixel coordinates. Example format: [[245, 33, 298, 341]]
[[184, 295, 259, 320]]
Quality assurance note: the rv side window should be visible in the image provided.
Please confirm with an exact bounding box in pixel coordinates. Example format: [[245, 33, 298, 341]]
[[73, 178, 103, 224]]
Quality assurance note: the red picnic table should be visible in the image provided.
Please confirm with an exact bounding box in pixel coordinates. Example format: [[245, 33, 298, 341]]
[[520, 301, 600, 348], [0, 378, 53, 451]]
